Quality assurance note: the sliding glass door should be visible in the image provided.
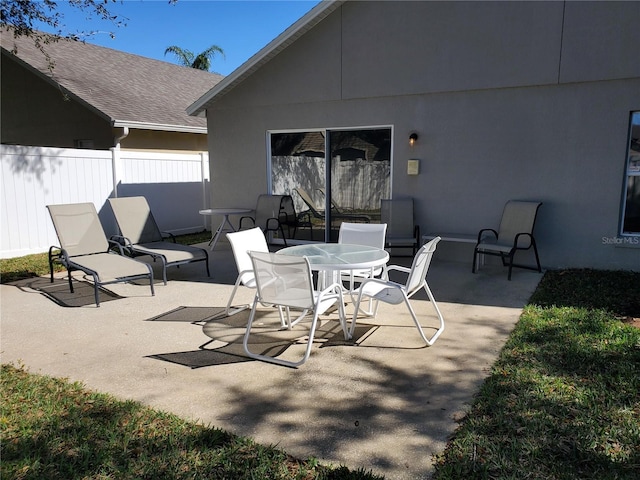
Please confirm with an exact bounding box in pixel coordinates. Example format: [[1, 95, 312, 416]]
[[270, 127, 391, 242]]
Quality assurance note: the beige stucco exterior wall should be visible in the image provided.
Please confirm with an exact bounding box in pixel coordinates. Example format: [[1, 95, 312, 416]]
[[205, 1, 640, 270]]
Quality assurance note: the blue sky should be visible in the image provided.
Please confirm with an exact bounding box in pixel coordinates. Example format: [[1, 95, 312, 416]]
[[37, 0, 321, 76]]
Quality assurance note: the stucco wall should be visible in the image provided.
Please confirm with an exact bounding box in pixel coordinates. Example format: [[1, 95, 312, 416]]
[[1, 52, 114, 149], [2, 52, 208, 152], [205, 1, 640, 270]]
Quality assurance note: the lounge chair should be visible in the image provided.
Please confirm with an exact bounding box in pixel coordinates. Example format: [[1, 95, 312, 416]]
[[295, 187, 370, 227], [472, 200, 543, 280], [46, 202, 154, 307], [108, 196, 210, 284]]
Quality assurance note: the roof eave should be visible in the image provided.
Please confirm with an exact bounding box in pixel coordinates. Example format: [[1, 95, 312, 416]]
[[187, 0, 343, 116], [112, 120, 207, 134]]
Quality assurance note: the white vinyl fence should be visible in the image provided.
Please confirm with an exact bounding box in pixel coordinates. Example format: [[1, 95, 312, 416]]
[[0, 145, 210, 259]]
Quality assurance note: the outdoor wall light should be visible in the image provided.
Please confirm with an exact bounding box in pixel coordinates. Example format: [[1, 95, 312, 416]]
[[409, 132, 418, 146]]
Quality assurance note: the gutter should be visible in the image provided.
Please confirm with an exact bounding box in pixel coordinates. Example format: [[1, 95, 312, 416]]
[[113, 120, 207, 134]]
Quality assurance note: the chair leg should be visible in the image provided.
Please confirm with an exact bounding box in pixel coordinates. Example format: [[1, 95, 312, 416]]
[[88, 272, 101, 307], [67, 268, 74, 293], [532, 239, 542, 272], [243, 297, 319, 368], [407, 283, 445, 345], [204, 252, 211, 277], [507, 251, 516, 280], [225, 277, 249, 316], [472, 248, 479, 273]]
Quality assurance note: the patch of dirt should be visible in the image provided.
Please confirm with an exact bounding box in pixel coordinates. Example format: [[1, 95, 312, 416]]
[[621, 317, 640, 328]]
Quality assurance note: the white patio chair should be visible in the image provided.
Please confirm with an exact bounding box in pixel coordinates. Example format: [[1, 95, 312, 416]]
[[350, 237, 444, 346], [47, 202, 155, 307], [225, 227, 269, 315], [472, 200, 542, 280], [243, 251, 348, 368], [338, 222, 388, 315]]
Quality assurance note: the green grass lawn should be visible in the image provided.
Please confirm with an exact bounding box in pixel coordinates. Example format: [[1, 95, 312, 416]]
[[433, 269, 640, 479], [2, 242, 639, 479]]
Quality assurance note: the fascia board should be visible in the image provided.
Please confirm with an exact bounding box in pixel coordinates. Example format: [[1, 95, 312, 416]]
[[112, 120, 207, 134]]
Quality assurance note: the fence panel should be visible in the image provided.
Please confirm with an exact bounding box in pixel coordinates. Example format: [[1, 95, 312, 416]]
[[1, 145, 209, 258]]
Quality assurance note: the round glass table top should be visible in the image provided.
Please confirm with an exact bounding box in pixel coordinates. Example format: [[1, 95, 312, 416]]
[[278, 243, 389, 270]]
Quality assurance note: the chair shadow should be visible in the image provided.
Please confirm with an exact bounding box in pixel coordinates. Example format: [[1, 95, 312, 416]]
[[9, 276, 121, 307], [144, 305, 380, 368]]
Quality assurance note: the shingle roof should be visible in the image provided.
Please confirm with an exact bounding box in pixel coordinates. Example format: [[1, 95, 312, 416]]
[[1, 29, 223, 133]]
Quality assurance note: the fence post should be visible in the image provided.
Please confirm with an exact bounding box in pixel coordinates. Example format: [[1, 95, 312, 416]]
[[200, 151, 210, 230], [111, 146, 122, 198]]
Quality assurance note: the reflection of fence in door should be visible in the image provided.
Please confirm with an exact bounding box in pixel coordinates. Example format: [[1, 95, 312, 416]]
[[271, 155, 390, 213]]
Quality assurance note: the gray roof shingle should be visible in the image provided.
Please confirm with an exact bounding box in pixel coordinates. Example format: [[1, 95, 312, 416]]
[[1, 29, 223, 132]]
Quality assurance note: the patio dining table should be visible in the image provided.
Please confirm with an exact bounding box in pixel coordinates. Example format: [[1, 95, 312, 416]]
[[277, 243, 389, 289], [199, 208, 252, 251]]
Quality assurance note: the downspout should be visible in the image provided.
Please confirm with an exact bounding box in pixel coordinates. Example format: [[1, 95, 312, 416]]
[[111, 127, 129, 198]]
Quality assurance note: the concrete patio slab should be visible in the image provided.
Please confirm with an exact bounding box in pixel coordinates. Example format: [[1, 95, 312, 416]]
[[0, 241, 543, 479]]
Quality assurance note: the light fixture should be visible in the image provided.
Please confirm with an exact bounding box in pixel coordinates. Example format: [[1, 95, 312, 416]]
[[409, 132, 418, 146]]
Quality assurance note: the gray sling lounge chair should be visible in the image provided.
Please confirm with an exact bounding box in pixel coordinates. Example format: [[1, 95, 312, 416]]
[[47, 202, 155, 306], [295, 187, 370, 231], [108, 196, 210, 284]]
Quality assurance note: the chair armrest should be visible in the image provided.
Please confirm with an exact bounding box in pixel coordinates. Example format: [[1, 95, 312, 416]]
[[477, 229, 498, 244], [513, 232, 534, 249], [266, 217, 281, 231], [109, 235, 133, 255], [48, 245, 63, 271], [387, 265, 411, 275], [297, 211, 312, 224], [48, 245, 68, 281], [239, 215, 256, 229]]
